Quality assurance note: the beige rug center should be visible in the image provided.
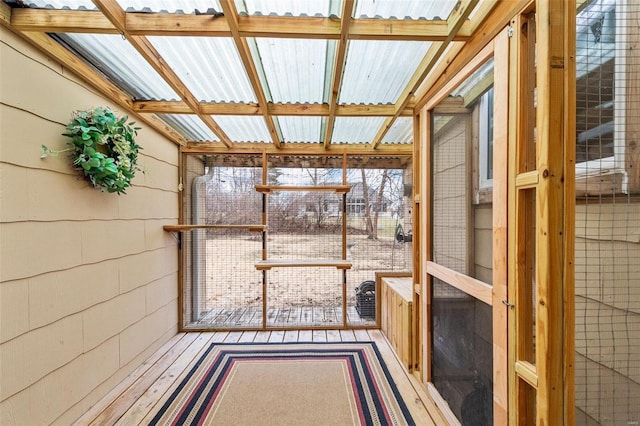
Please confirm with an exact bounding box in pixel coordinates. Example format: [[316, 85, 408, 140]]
[[207, 359, 360, 425]]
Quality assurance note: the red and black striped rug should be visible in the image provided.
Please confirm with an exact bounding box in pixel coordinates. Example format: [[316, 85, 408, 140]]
[[148, 342, 415, 425]]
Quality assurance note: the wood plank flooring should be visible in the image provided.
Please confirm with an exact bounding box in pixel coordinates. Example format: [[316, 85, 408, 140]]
[[73, 330, 447, 426], [190, 306, 376, 329]]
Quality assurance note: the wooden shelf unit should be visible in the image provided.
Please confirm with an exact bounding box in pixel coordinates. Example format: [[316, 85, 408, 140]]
[[380, 276, 414, 371], [255, 152, 354, 328], [255, 259, 352, 270]]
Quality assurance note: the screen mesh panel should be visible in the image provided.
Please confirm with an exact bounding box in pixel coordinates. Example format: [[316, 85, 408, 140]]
[[432, 279, 493, 425], [265, 267, 343, 328], [575, 1, 640, 424], [181, 154, 412, 329]]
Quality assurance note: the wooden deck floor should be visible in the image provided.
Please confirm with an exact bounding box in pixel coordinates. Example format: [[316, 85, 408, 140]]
[[189, 305, 376, 329], [74, 330, 446, 425]]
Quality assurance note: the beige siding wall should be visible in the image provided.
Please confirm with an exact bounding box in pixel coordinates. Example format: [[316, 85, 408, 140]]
[[0, 28, 179, 425], [432, 117, 469, 275], [473, 206, 493, 285], [574, 202, 640, 424]]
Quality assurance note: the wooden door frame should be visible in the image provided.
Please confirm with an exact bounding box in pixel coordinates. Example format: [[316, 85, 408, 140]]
[[415, 28, 510, 424], [507, 0, 576, 424]]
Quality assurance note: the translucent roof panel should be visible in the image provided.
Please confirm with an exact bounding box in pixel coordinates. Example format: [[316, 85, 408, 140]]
[[331, 117, 387, 144], [148, 36, 257, 103], [213, 116, 271, 143], [451, 58, 494, 99], [254, 38, 332, 104], [24, 0, 97, 9], [116, 0, 222, 13], [340, 40, 431, 104], [236, 0, 338, 17], [278, 116, 322, 143], [157, 114, 219, 142], [354, 0, 458, 20], [382, 117, 413, 144], [55, 34, 178, 101]]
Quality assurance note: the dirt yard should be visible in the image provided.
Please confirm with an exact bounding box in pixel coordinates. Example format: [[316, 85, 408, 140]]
[[203, 233, 412, 309]]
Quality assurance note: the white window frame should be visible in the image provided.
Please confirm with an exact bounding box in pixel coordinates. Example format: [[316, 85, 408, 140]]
[[478, 87, 494, 191], [575, 0, 629, 194]]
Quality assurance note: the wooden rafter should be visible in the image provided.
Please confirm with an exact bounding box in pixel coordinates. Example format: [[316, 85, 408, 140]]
[[370, 0, 479, 149], [93, 0, 234, 148], [131, 101, 413, 117], [9, 8, 473, 41], [218, 0, 281, 149], [414, 0, 529, 112], [323, 0, 354, 150], [2, 0, 502, 152], [182, 142, 413, 155], [0, 4, 186, 145], [0, 0, 10, 27]]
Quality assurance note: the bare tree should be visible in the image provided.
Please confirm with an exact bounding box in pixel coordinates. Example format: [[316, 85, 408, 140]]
[[361, 169, 374, 237], [371, 169, 389, 239], [360, 169, 391, 240]]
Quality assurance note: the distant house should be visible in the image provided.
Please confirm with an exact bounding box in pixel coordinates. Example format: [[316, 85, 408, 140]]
[[299, 182, 391, 218]]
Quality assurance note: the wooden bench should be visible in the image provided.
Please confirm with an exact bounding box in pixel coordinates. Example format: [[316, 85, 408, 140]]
[[380, 276, 413, 372]]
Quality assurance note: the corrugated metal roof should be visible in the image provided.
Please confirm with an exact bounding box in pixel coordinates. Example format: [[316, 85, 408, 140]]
[[9, 0, 487, 149], [116, 0, 222, 13], [25, 0, 96, 9], [332, 117, 387, 144], [56, 33, 179, 100], [238, 0, 337, 17], [26, 0, 224, 12], [149, 36, 257, 103], [157, 114, 219, 142], [277, 116, 322, 143], [339, 40, 432, 104], [213, 116, 271, 142], [354, 0, 457, 20], [382, 117, 413, 144], [451, 58, 494, 99], [253, 38, 332, 104]]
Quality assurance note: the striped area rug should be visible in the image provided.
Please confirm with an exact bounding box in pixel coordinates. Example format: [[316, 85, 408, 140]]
[[148, 342, 415, 426]]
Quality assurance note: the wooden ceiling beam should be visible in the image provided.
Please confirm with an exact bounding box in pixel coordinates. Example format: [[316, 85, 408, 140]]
[[9, 8, 472, 41], [323, 0, 354, 150], [131, 101, 413, 117], [183, 142, 413, 155], [92, 0, 233, 148], [349, 19, 471, 41], [411, 1, 499, 106], [0, 1, 10, 27], [126, 12, 229, 36], [207, 154, 411, 170], [432, 97, 470, 115], [370, 0, 479, 149], [414, 0, 530, 112], [10, 9, 118, 33], [219, 0, 281, 149]]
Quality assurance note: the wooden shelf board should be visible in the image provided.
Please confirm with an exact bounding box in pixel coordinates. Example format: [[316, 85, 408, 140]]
[[255, 184, 350, 194], [255, 259, 352, 270], [163, 224, 266, 232]]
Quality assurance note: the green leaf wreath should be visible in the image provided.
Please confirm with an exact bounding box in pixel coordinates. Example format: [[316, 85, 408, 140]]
[[42, 107, 142, 194]]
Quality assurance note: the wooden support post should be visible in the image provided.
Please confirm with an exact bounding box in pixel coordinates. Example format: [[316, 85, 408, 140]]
[[534, 0, 574, 423], [625, 2, 640, 192], [342, 269, 348, 329], [492, 28, 510, 426]]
